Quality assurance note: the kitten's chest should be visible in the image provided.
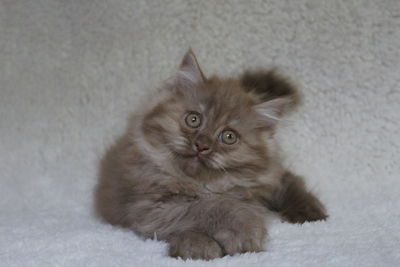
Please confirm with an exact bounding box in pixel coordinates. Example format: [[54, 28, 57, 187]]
[[200, 175, 258, 194], [196, 171, 280, 195]]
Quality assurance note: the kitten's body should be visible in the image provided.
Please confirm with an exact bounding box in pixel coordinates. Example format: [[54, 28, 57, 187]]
[[96, 50, 327, 260]]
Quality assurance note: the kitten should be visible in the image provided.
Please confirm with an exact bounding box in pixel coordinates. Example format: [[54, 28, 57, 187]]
[[95, 50, 327, 260]]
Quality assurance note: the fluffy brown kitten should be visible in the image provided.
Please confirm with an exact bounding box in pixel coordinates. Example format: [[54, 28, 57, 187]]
[[95, 50, 327, 260]]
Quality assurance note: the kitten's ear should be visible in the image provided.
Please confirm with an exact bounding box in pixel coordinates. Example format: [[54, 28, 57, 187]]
[[241, 69, 301, 112], [175, 49, 206, 88], [253, 97, 294, 130]]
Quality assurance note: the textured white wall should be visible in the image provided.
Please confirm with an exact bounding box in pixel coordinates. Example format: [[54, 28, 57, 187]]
[[1, 1, 399, 266]]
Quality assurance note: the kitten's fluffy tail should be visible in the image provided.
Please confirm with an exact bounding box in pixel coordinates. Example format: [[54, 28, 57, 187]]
[[240, 69, 302, 115]]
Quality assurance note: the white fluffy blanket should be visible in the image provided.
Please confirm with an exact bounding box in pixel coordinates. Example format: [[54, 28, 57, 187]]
[[1, 0, 399, 266]]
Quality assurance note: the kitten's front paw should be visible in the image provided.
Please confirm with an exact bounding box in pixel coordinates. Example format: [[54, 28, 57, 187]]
[[168, 231, 223, 260], [213, 228, 265, 256], [282, 198, 328, 224]]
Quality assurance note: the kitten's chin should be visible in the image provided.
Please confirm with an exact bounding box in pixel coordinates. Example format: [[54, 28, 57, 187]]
[[178, 155, 203, 177]]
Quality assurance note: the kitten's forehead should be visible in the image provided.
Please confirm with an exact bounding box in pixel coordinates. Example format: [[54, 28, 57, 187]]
[[194, 79, 256, 126]]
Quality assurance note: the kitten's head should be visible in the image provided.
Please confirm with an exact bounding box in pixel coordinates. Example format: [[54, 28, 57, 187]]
[[140, 50, 299, 179]]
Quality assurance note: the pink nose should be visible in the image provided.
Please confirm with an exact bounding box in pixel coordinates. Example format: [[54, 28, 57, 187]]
[[195, 141, 209, 153]]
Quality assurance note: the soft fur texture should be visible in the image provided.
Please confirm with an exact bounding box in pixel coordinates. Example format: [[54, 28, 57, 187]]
[[95, 50, 327, 260], [1, 0, 399, 266]]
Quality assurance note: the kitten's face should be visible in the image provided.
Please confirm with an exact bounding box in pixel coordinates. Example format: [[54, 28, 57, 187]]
[[142, 78, 270, 178], [140, 50, 290, 179]]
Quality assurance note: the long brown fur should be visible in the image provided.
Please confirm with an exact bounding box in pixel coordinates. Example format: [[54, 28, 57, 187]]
[[95, 50, 327, 260]]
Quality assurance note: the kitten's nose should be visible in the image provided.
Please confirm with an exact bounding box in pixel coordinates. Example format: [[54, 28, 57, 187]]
[[194, 136, 211, 153], [195, 142, 209, 152]]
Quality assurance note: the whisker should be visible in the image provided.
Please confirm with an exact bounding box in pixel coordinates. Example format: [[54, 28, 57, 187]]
[[208, 156, 228, 174]]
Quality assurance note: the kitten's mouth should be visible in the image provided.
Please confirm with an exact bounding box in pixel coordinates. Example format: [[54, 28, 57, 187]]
[[181, 153, 208, 165], [175, 152, 208, 176], [181, 153, 205, 159]]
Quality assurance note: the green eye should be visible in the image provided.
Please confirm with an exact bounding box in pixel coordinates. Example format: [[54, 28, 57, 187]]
[[221, 130, 238, 145], [185, 112, 201, 128]]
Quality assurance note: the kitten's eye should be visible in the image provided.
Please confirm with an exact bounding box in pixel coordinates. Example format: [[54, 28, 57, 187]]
[[185, 112, 201, 128], [220, 130, 238, 145]]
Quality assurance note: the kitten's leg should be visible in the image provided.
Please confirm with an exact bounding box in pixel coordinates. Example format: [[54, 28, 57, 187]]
[[269, 172, 328, 223], [167, 230, 223, 260], [212, 224, 266, 256], [167, 198, 267, 259], [199, 199, 267, 256]]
